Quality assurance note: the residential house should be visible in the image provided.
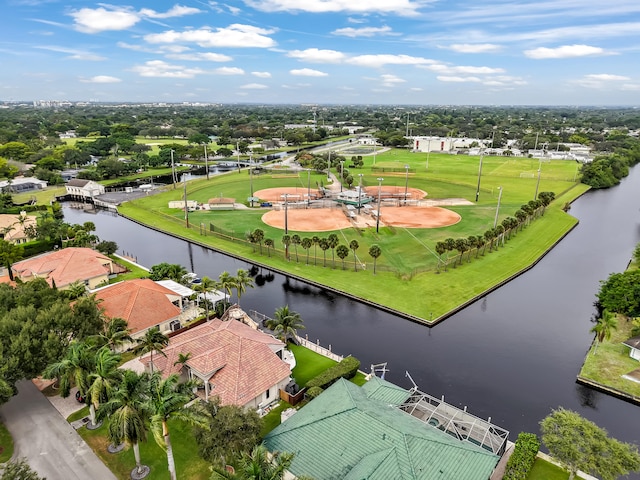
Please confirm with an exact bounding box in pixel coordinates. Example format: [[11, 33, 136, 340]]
[[92, 279, 191, 344], [0, 176, 47, 193], [265, 376, 507, 480], [11, 247, 121, 289], [140, 307, 291, 409], [65, 179, 105, 198], [0, 212, 37, 244]]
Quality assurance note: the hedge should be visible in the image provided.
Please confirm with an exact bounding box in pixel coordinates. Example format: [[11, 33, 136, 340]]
[[306, 356, 360, 389], [503, 432, 540, 480]]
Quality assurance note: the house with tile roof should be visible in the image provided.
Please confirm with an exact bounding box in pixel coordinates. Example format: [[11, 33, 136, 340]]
[[140, 310, 291, 410], [11, 247, 120, 289], [92, 278, 188, 343], [0, 212, 37, 244], [265, 377, 504, 480]]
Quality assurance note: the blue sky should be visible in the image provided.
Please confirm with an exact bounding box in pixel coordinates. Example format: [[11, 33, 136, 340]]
[[2, 0, 640, 105]]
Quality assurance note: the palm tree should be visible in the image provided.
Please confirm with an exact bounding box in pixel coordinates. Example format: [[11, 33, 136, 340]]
[[443, 238, 456, 271], [349, 240, 359, 272], [484, 229, 496, 252], [234, 269, 254, 307], [265, 305, 305, 345], [475, 235, 485, 258], [86, 346, 122, 427], [194, 276, 217, 320], [319, 238, 329, 267], [0, 239, 23, 281], [336, 244, 349, 270], [301, 237, 312, 265], [252, 229, 264, 255], [327, 233, 339, 268], [211, 444, 293, 480], [173, 352, 192, 369], [99, 370, 151, 478], [135, 327, 169, 374], [291, 234, 301, 263], [93, 317, 132, 351], [368, 244, 382, 274], [312, 236, 320, 265], [590, 310, 618, 355], [66, 280, 87, 300], [454, 238, 468, 266], [218, 271, 235, 305], [282, 234, 291, 260], [435, 241, 446, 272], [466, 236, 478, 262], [146, 373, 208, 480], [264, 238, 274, 257], [166, 264, 187, 284], [43, 341, 94, 409]]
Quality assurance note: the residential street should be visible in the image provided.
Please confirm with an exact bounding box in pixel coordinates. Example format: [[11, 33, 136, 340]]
[[0, 380, 116, 480]]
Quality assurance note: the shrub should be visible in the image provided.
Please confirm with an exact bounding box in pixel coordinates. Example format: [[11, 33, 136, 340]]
[[306, 356, 360, 389], [306, 386, 323, 399], [503, 432, 540, 480]]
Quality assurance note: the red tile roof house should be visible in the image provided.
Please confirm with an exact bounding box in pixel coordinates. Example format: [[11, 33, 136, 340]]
[[140, 309, 292, 410], [11, 247, 123, 290], [92, 278, 187, 347]]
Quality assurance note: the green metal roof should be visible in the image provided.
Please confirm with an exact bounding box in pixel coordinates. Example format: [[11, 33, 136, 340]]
[[361, 375, 412, 406], [264, 378, 499, 480]]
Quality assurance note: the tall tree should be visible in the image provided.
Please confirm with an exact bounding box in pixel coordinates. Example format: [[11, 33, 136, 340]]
[[233, 269, 254, 307], [252, 229, 264, 255], [301, 237, 312, 265], [134, 327, 169, 374], [43, 340, 94, 409], [327, 233, 339, 268], [99, 370, 151, 478], [0, 240, 23, 281], [311, 236, 320, 266], [218, 271, 235, 306], [194, 276, 217, 320], [281, 234, 291, 261], [336, 244, 349, 270], [210, 444, 293, 480], [368, 244, 382, 274], [318, 238, 329, 267], [541, 407, 640, 480], [146, 373, 208, 480], [86, 346, 122, 427], [349, 240, 359, 272], [590, 310, 618, 354], [265, 305, 305, 345], [291, 234, 301, 263]]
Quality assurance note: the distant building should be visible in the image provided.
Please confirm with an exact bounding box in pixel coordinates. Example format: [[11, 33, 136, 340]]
[[0, 212, 37, 244], [65, 179, 105, 198], [0, 176, 47, 193]]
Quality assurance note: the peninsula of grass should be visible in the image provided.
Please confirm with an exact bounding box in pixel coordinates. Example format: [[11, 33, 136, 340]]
[[578, 316, 640, 400], [114, 149, 588, 324], [0, 421, 14, 463]]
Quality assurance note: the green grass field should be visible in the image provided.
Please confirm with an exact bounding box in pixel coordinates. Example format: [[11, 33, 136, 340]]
[[113, 148, 587, 323], [0, 421, 14, 463]]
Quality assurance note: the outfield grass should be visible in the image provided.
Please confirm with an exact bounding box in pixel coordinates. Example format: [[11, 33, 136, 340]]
[[118, 149, 588, 323], [0, 421, 14, 463], [69, 406, 210, 480], [579, 315, 640, 398]]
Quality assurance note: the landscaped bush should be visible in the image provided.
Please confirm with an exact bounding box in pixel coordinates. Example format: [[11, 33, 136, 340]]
[[503, 432, 540, 480], [306, 356, 360, 389], [305, 386, 323, 399], [22, 240, 56, 258]]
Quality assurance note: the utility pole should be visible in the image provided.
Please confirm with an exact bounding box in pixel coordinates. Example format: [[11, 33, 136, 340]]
[[404, 165, 409, 206], [307, 169, 311, 207], [475, 151, 484, 202], [357, 173, 364, 214], [376, 177, 383, 233], [183, 175, 189, 228], [340, 160, 344, 192], [493, 187, 503, 228], [534, 164, 541, 200], [283, 193, 289, 234], [204, 144, 209, 180], [170, 149, 176, 189]]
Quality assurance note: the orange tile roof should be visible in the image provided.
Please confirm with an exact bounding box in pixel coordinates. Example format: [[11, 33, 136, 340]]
[[11, 247, 113, 288], [141, 317, 291, 407], [94, 279, 181, 334]]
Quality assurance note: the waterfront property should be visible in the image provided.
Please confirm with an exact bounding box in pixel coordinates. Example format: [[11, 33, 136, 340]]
[[11, 247, 124, 289], [265, 376, 507, 480], [139, 307, 292, 409], [64, 178, 105, 199]]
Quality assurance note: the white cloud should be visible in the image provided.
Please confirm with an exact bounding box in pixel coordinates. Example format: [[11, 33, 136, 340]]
[[572, 73, 631, 89], [166, 52, 233, 61], [35, 45, 106, 61], [214, 66, 245, 75], [621, 83, 640, 91], [139, 5, 202, 19], [287, 48, 346, 63], [380, 74, 405, 86], [144, 24, 276, 48], [290, 68, 328, 77], [243, 0, 424, 16], [347, 17, 367, 24], [437, 76, 482, 83], [584, 73, 630, 81], [70, 6, 140, 33], [446, 43, 502, 53], [239, 83, 268, 89], [349, 54, 435, 67], [524, 44, 605, 59], [130, 60, 204, 78], [252, 71, 272, 78], [80, 75, 122, 83], [332, 26, 394, 37], [424, 64, 505, 74], [410, 87, 423, 91]]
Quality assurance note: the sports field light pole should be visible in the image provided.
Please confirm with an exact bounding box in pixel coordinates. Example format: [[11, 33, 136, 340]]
[[475, 150, 484, 202], [249, 156, 254, 207], [376, 177, 384, 233], [357, 173, 364, 214], [236, 141, 241, 173], [170, 149, 176, 189], [340, 160, 344, 193], [283, 193, 289, 235], [534, 162, 542, 200], [404, 164, 409, 206], [307, 169, 311, 207], [204, 144, 209, 180], [426, 139, 431, 170], [183, 175, 189, 228], [493, 186, 503, 228]]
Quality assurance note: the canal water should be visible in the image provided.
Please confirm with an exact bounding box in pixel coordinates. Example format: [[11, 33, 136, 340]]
[[63, 166, 640, 458]]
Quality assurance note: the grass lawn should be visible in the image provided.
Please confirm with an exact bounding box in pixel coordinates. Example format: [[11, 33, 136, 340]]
[[118, 154, 587, 322], [12, 185, 66, 205], [0, 421, 14, 463], [260, 402, 292, 437], [579, 314, 640, 398], [290, 344, 338, 386], [69, 407, 210, 480], [527, 458, 570, 480], [110, 255, 150, 282]]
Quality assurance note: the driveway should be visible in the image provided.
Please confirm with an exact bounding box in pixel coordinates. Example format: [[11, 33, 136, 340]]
[[0, 380, 116, 480]]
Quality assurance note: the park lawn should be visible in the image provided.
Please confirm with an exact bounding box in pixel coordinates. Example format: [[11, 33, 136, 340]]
[[0, 421, 14, 463], [579, 315, 640, 398], [12, 185, 66, 205], [70, 407, 210, 480]]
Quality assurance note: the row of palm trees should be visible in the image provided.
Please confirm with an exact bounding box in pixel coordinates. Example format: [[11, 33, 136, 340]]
[[435, 192, 556, 271], [192, 269, 255, 319]]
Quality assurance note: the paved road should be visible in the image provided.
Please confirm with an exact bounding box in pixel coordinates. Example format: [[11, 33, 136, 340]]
[[0, 380, 117, 480]]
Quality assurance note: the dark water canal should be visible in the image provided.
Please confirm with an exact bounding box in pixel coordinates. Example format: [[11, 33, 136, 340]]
[[63, 165, 640, 460]]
